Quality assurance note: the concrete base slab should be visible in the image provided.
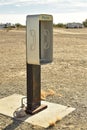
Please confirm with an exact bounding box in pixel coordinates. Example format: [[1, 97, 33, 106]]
[[0, 94, 75, 128]]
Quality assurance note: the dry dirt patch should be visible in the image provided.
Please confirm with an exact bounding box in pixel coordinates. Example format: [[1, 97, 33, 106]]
[[0, 28, 87, 130]]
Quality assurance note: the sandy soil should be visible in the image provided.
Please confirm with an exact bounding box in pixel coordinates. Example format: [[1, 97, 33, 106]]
[[0, 28, 87, 130]]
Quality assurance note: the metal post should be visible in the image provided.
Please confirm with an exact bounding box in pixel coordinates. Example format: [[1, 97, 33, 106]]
[[26, 63, 47, 115]]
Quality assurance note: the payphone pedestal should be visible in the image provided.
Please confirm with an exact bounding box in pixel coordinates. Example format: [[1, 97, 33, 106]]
[[26, 14, 53, 115], [26, 64, 47, 115]]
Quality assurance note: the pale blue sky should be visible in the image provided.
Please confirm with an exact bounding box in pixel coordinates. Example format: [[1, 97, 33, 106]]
[[0, 0, 87, 24]]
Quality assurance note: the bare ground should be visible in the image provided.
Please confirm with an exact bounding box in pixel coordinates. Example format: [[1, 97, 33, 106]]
[[0, 28, 87, 130]]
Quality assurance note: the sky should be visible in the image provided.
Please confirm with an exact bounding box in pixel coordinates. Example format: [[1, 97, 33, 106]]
[[0, 0, 87, 25]]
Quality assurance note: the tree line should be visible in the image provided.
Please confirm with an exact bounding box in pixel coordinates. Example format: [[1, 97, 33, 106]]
[[53, 19, 87, 28], [1, 18, 87, 29]]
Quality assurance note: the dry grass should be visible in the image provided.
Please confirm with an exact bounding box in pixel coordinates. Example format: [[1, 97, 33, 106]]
[[0, 28, 87, 130], [41, 89, 55, 100]]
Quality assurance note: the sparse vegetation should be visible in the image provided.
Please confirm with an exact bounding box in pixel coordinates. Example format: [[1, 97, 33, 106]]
[[15, 23, 26, 29], [53, 23, 66, 28], [0, 27, 87, 130], [41, 89, 55, 100], [1, 18, 87, 30], [83, 19, 87, 27]]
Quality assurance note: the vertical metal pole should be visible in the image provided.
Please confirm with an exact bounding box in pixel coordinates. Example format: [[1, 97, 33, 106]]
[[26, 63, 47, 115]]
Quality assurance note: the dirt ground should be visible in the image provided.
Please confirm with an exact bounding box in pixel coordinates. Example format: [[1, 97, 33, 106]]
[[0, 28, 87, 130]]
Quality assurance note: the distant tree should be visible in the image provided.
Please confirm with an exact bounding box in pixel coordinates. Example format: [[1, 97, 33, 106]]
[[15, 23, 26, 29], [83, 19, 87, 27], [53, 23, 66, 28], [15, 23, 22, 28]]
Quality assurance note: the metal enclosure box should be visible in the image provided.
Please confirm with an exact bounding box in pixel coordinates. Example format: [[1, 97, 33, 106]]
[[26, 14, 53, 65]]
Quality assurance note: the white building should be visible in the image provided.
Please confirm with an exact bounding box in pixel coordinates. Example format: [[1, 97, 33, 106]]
[[66, 23, 84, 28], [0, 23, 11, 29], [0, 24, 6, 29]]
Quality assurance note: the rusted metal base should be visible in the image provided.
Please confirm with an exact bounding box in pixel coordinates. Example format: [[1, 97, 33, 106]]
[[26, 64, 48, 115], [26, 105, 47, 115]]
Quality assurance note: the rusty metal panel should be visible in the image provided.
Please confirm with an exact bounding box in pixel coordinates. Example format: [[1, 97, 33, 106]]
[[26, 64, 41, 112]]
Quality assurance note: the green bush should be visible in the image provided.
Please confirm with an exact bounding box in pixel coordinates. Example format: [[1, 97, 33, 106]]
[[83, 19, 87, 27], [53, 23, 66, 28]]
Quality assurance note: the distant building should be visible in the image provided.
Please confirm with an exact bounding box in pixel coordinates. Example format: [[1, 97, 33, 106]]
[[66, 23, 84, 28], [0, 23, 6, 29], [6, 23, 11, 28], [0, 23, 11, 29]]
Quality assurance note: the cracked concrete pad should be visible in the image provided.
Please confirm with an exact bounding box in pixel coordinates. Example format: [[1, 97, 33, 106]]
[[0, 94, 75, 128]]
